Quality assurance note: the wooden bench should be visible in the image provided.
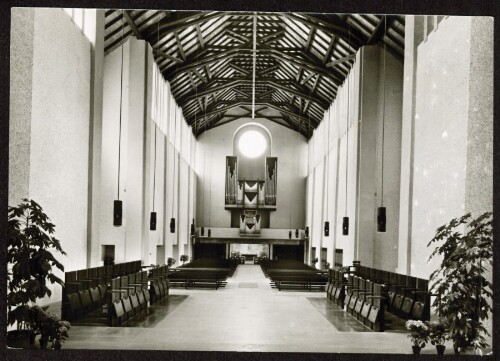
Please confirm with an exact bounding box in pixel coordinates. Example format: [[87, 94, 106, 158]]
[[267, 269, 328, 292], [168, 268, 230, 289], [273, 275, 327, 291]]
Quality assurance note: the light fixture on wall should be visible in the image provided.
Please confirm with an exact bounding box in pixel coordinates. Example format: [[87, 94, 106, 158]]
[[201, 140, 206, 237], [251, 12, 257, 119], [342, 23, 352, 237], [377, 16, 388, 233], [207, 129, 212, 238], [191, 48, 198, 240], [150, 15, 161, 231], [150, 124, 157, 231], [170, 107, 178, 234], [324, 101, 331, 237], [113, 10, 126, 227], [206, 103, 212, 238]]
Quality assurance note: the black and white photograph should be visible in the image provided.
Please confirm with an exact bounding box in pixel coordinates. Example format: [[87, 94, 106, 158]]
[[4, 1, 495, 358]]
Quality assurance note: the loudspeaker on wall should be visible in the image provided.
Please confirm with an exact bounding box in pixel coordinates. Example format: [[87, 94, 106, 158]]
[[377, 207, 386, 232], [342, 217, 349, 236], [113, 200, 122, 226], [150, 212, 157, 231], [170, 218, 175, 233]]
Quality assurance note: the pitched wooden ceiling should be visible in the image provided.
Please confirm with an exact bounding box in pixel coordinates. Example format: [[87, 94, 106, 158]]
[[104, 10, 405, 138]]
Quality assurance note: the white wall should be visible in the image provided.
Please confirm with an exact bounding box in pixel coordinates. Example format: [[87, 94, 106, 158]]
[[398, 15, 493, 282], [9, 8, 92, 304], [410, 17, 472, 278]]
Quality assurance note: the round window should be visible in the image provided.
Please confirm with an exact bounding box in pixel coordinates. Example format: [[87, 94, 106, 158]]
[[238, 130, 267, 158]]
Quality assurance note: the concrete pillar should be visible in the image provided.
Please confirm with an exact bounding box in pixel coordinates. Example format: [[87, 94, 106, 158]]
[[464, 17, 493, 217], [318, 155, 327, 269], [86, 9, 105, 267], [9, 8, 35, 206], [397, 16, 424, 275], [465, 17, 493, 346], [125, 38, 148, 262], [355, 46, 379, 267]]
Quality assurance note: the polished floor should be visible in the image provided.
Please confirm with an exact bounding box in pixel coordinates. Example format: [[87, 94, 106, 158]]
[[63, 264, 456, 353]]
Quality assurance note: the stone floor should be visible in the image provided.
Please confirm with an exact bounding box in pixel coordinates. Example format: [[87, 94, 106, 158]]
[[62, 264, 460, 354]]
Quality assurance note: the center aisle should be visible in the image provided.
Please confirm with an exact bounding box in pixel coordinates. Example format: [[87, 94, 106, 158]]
[[64, 264, 410, 352]]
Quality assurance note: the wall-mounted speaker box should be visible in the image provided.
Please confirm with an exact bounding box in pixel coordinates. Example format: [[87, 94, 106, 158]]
[[113, 200, 122, 226], [170, 218, 175, 233], [377, 207, 386, 232], [342, 217, 349, 236], [150, 212, 157, 231], [324, 221, 329, 237]]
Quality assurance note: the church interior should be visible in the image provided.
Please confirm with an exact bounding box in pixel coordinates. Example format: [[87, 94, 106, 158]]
[[7, 7, 494, 355]]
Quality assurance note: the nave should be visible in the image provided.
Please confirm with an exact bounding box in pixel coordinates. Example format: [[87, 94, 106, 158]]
[[6, 6, 494, 356], [63, 264, 434, 353]]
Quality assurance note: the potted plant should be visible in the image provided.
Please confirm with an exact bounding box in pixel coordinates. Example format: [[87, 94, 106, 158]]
[[311, 257, 318, 268], [40, 313, 71, 349], [427, 212, 492, 354], [167, 257, 176, 268], [180, 255, 189, 265], [406, 320, 430, 354], [7, 199, 67, 348], [428, 320, 448, 355]]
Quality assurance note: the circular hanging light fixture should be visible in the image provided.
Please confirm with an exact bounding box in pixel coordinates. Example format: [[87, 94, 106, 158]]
[[238, 130, 267, 158]]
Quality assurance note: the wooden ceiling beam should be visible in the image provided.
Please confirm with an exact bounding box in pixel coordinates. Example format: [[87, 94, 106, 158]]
[[290, 13, 364, 46], [174, 31, 186, 60], [181, 79, 329, 109], [188, 72, 197, 91], [197, 97, 204, 112], [322, 35, 337, 63], [295, 68, 302, 83], [195, 24, 205, 48], [260, 30, 286, 44], [258, 64, 279, 76], [192, 68, 207, 83], [326, 54, 356, 68], [258, 88, 275, 99], [304, 27, 315, 49], [144, 11, 224, 39], [165, 45, 342, 85], [153, 49, 183, 64], [205, 65, 212, 80], [123, 11, 142, 39], [225, 29, 250, 43], [232, 88, 248, 98], [229, 63, 250, 76], [300, 71, 315, 85]]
